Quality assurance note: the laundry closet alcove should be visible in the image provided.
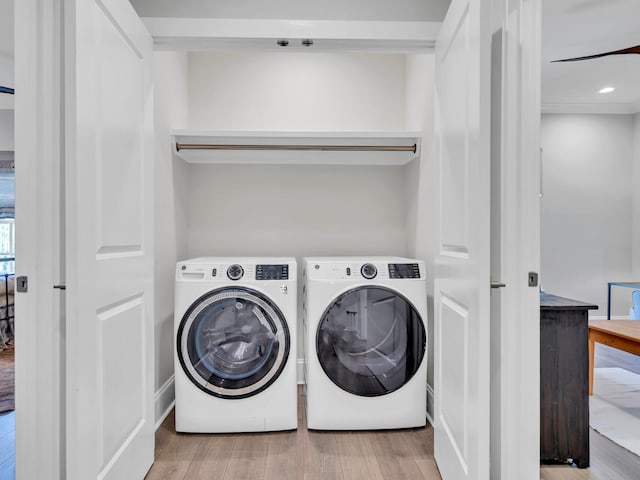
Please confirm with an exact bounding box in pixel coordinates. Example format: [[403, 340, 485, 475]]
[[154, 47, 437, 425]]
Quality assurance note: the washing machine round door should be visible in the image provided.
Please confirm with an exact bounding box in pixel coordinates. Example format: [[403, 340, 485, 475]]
[[177, 287, 290, 399], [316, 286, 426, 397]]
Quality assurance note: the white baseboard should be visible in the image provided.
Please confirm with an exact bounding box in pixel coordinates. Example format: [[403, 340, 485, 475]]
[[590, 315, 630, 320], [155, 375, 175, 430], [426, 383, 434, 425], [297, 358, 305, 384]]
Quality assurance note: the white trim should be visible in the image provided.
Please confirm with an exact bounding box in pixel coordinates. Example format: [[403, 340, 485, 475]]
[[425, 383, 434, 425], [490, 1, 541, 478], [15, 1, 64, 479], [154, 375, 175, 430], [297, 358, 305, 384], [142, 17, 440, 52], [542, 103, 639, 115]]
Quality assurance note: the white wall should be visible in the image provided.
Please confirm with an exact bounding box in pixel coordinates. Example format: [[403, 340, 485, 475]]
[[182, 51, 423, 368], [404, 53, 436, 418], [0, 54, 14, 110], [0, 109, 13, 150], [186, 164, 407, 259], [153, 51, 189, 419], [633, 113, 640, 278], [188, 52, 406, 131], [541, 114, 634, 317], [0, 54, 13, 87]]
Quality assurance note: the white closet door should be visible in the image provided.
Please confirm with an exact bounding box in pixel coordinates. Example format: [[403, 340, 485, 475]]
[[64, 0, 154, 478], [433, 0, 491, 478]]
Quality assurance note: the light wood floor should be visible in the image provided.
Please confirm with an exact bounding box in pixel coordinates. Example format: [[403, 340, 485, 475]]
[[145, 389, 441, 480], [147, 394, 640, 480], [540, 429, 640, 480], [147, 344, 640, 480], [0, 344, 638, 479]]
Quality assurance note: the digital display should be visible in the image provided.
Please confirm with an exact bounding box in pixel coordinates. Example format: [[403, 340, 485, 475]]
[[388, 263, 420, 279], [256, 264, 289, 280]]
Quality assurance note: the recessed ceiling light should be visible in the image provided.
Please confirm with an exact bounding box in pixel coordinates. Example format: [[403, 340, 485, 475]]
[[599, 87, 615, 94]]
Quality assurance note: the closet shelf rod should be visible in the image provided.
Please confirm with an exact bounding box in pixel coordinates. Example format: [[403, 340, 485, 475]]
[[176, 143, 417, 153]]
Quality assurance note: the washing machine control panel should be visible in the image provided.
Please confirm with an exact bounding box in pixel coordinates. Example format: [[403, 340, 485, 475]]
[[226, 264, 244, 281], [255, 264, 289, 280], [388, 263, 421, 279]]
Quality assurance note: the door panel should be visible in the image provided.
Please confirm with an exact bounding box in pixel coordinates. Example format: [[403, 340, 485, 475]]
[[439, 295, 468, 463], [65, 0, 154, 479], [433, 0, 491, 478], [96, 11, 144, 253], [98, 296, 145, 470], [438, 14, 470, 253]]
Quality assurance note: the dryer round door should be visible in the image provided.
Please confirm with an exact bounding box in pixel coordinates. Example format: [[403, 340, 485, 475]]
[[177, 286, 290, 399], [316, 286, 426, 397]]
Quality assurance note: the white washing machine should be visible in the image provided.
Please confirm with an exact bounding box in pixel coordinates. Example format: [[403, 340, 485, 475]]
[[174, 257, 297, 433], [303, 256, 428, 430]]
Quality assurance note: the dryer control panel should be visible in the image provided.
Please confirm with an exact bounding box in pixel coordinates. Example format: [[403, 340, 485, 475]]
[[388, 263, 421, 279], [256, 264, 289, 280]]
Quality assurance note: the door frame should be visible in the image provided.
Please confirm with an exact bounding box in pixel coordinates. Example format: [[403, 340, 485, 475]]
[[489, 0, 541, 478], [15, 1, 65, 479]]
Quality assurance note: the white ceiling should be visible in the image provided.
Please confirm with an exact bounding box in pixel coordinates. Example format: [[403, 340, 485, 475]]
[[1, 0, 639, 112], [541, 0, 640, 112]]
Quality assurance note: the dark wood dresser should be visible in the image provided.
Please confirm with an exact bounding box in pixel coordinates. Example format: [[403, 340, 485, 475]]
[[540, 292, 598, 469]]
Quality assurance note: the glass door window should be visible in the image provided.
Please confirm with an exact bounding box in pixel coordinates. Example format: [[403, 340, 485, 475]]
[[317, 286, 426, 397], [178, 287, 290, 399]]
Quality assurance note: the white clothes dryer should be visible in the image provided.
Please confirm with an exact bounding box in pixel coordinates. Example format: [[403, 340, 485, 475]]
[[174, 257, 297, 433], [303, 257, 427, 430]]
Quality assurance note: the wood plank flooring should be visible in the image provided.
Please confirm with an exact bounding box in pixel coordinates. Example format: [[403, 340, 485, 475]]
[[0, 343, 638, 479], [145, 388, 440, 480], [147, 384, 640, 480], [540, 428, 640, 480]]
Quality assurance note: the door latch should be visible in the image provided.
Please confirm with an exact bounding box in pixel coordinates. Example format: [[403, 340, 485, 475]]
[[16, 276, 28, 293]]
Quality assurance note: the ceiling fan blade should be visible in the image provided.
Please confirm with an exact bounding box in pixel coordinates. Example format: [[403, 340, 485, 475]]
[[552, 45, 640, 62]]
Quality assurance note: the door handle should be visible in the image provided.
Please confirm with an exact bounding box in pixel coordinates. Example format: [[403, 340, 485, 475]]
[[491, 282, 506, 289]]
